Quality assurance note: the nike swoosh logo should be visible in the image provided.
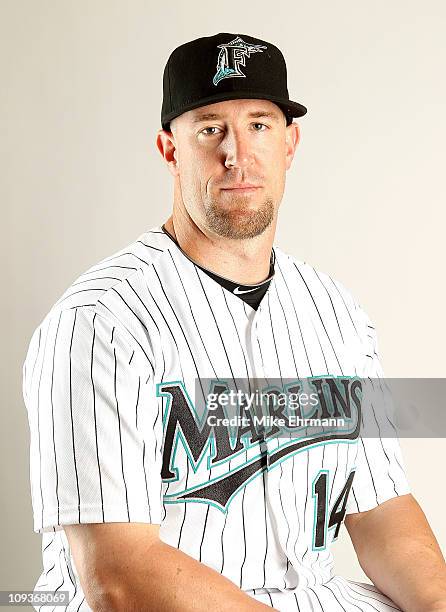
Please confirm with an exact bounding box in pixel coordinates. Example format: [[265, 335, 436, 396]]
[[233, 286, 258, 295]]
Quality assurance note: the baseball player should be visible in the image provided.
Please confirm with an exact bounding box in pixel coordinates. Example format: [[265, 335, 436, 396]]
[[22, 33, 446, 611]]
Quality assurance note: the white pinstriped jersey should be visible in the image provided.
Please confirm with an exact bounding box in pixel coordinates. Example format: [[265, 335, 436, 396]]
[[23, 226, 411, 611]]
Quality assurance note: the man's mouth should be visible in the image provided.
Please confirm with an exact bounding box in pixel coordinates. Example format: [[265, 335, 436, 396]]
[[221, 185, 262, 193]]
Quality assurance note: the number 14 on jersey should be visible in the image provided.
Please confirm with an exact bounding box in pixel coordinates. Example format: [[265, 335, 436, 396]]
[[312, 469, 356, 551]]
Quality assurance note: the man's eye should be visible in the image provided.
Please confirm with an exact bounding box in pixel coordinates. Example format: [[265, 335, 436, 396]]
[[200, 123, 268, 136], [201, 127, 221, 136]]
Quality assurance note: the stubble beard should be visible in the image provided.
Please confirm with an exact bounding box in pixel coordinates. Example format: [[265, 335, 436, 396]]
[[204, 194, 275, 240]]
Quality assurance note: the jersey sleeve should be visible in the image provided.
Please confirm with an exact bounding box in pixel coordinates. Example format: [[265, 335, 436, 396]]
[[344, 305, 411, 514], [22, 306, 163, 533]]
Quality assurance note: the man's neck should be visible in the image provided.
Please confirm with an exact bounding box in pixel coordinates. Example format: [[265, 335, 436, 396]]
[[163, 214, 276, 285]]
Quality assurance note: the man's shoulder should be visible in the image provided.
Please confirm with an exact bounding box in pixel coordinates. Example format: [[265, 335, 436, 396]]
[[23, 226, 175, 375], [33, 226, 172, 332], [273, 246, 375, 354], [273, 245, 360, 312]]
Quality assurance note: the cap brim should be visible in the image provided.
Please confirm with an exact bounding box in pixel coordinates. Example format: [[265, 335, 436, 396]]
[[162, 91, 307, 130]]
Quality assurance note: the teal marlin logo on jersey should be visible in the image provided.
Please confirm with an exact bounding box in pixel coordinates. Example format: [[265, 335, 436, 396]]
[[157, 377, 362, 513], [212, 36, 267, 85]]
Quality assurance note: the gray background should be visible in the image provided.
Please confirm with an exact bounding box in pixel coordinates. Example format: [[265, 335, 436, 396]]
[[1, 0, 445, 603]]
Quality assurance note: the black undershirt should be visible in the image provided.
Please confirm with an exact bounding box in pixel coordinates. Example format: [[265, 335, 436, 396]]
[[161, 225, 274, 310]]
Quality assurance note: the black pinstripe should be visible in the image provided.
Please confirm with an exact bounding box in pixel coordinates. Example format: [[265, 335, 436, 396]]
[[91, 313, 105, 523]]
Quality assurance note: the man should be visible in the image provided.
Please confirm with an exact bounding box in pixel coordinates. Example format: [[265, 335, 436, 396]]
[[23, 33, 445, 611]]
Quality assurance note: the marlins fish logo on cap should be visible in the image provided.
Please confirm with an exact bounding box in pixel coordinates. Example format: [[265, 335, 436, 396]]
[[212, 36, 267, 86]]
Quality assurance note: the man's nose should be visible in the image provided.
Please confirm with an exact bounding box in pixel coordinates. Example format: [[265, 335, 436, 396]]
[[223, 132, 254, 169]]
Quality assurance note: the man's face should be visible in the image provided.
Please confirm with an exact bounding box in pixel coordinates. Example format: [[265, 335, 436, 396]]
[[165, 99, 299, 240]]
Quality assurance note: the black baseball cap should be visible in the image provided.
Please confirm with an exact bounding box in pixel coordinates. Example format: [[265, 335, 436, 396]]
[[161, 32, 307, 131]]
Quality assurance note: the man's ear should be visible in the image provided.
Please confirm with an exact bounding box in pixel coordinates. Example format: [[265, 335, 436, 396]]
[[285, 122, 300, 171], [156, 130, 179, 177]]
